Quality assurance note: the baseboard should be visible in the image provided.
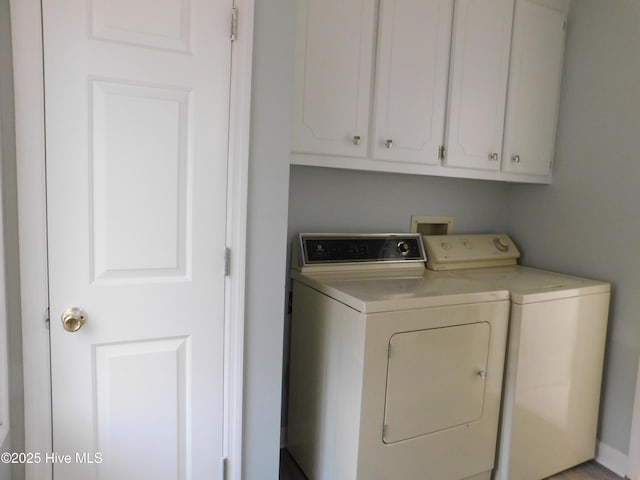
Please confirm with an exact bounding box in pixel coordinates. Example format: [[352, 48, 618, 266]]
[[596, 441, 628, 478]]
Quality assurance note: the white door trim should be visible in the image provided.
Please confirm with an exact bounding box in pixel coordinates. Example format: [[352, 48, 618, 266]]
[[0, 74, 10, 449], [10, 1, 51, 478], [10, 1, 253, 479], [224, 1, 255, 479]]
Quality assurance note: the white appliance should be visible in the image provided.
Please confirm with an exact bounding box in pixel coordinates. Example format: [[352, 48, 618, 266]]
[[423, 234, 611, 480], [286, 233, 510, 480]]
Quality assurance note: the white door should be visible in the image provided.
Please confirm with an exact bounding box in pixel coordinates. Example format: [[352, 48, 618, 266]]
[[42, 1, 232, 479]]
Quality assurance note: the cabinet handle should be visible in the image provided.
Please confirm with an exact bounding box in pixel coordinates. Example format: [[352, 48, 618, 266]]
[[488, 152, 499, 161], [385, 139, 394, 149], [511, 154, 521, 163], [352, 135, 362, 146]]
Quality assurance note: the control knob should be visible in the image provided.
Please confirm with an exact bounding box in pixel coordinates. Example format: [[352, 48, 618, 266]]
[[396, 240, 411, 256], [494, 237, 509, 252]]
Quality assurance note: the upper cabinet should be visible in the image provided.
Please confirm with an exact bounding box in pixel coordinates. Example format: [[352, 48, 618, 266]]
[[444, 0, 514, 171], [502, 0, 570, 176], [372, 0, 452, 165], [291, 0, 376, 157], [291, 0, 570, 184]]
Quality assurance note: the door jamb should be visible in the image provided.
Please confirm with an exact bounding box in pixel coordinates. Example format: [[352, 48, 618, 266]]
[[11, 1, 51, 478], [10, 1, 254, 479], [224, 1, 254, 479]]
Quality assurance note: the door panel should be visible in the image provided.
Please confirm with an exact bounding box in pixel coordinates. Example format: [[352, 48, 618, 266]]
[[42, 0, 231, 478], [90, 0, 193, 52], [91, 80, 191, 281], [94, 338, 189, 480]]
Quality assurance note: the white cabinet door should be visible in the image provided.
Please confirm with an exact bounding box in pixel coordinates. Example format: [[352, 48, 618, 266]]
[[372, 0, 452, 165], [292, 0, 376, 157], [43, 0, 232, 478], [444, 0, 514, 171], [502, 0, 569, 176]]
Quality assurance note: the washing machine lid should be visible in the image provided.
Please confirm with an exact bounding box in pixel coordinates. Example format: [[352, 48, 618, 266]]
[[443, 265, 610, 304], [422, 234, 610, 303]]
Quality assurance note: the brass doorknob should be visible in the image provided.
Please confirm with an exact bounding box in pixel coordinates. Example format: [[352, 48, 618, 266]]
[[61, 307, 87, 332]]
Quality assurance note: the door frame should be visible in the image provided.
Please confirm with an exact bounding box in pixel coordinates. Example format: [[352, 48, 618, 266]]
[[0, 79, 9, 450], [10, 1, 254, 479]]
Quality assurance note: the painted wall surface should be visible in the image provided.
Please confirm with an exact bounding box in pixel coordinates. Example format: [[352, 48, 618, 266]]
[[507, 0, 640, 455], [288, 165, 511, 243], [0, 15, 8, 469], [0, 0, 24, 478], [243, 0, 295, 478]]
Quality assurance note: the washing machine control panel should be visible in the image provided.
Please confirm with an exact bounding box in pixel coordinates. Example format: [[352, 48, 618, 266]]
[[298, 234, 426, 266], [423, 233, 520, 271]]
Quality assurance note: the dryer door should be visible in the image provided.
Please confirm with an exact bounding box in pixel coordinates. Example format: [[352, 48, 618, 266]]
[[383, 322, 491, 444]]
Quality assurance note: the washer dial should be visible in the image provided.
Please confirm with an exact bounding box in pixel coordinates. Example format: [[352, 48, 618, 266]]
[[494, 237, 509, 252]]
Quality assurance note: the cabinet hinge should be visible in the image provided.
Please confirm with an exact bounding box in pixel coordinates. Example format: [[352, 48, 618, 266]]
[[387, 342, 392, 359], [224, 247, 231, 276], [231, 7, 238, 41], [438, 145, 446, 162], [44, 307, 50, 329]]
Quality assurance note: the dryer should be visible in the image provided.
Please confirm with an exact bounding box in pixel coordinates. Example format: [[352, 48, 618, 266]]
[[286, 234, 510, 480], [423, 234, 611, 480]]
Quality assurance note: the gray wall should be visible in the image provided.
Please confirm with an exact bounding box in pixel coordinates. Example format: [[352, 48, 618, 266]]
[[0, 0, 24, 478], [288, 165, 511, 241], [243, 0, 295, 478], [507, 0, 640, 454]]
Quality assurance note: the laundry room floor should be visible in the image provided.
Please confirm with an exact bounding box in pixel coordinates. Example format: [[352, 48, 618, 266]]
[[279, 449, 623, 480], [547, 461, 623, 479]]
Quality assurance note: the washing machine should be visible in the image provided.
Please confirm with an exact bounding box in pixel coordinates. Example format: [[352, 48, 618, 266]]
[[286, 233, 511, 480], [423, 234, 611, 480]]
